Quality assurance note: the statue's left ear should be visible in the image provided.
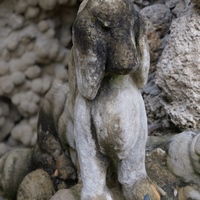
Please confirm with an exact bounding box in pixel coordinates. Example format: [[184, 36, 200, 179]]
[[132, 14, 150, 88], [72, 10, 106, 100]]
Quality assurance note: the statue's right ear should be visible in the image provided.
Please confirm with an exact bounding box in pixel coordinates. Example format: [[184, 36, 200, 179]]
[[72, 10, 106, 101]]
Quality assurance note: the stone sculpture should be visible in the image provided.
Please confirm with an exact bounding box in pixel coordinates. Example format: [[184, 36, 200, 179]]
[[167, 131, 200, 199], [70, 0, 151, 199], [35, 0, 160, 199]]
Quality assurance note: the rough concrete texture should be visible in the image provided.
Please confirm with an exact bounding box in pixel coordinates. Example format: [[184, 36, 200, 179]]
[[156, 6, 200, 129]]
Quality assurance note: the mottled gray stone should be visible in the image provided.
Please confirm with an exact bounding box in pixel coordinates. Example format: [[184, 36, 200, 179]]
[[156, 6, 200, 129], [17, 169, 55, 200], [167, 131, 200, 185], [140, 4, 172, 68], [0, 149, 33, 199]]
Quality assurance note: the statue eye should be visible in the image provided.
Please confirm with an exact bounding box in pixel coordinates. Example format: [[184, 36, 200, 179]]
[[96, 18, 111, 30]]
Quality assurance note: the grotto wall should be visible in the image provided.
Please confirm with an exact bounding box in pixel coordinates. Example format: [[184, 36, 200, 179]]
[[0, 0, 79, 156]]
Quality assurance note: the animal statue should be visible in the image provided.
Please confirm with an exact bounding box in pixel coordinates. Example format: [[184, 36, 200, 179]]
[[34, 0, 160, 199]]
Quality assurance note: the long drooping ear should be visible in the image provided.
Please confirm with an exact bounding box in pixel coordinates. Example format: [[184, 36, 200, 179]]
[[131, 13, 150, 89], [72, 8, 106, 101]]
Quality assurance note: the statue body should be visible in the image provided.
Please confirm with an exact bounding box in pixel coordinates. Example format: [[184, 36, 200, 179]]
[[65, 0, 152, 199]]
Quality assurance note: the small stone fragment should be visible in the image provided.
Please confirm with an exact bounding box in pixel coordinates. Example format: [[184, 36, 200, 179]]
[[11, 71, 26, 85], [0, 61, 9, 76], [0, 77, 14, 94], [7, 39, 19, 51], [25, 6, 40, 19], [28, 0, 39, 6], [25, 65, 41, 79], [8, 14, 24, 30], [21, 52, 37, 66], [0, 143, 8, 157], [9, 59, 26, 72], [38, 20, 49, 32], [31, 78, 43, 93], [38, 0, 57, 10], [17, 169, 55, 200]]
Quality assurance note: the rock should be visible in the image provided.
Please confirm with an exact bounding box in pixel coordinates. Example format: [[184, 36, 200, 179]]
[[27, 0, 39, 6], [146, 147, 179, 200], [179, 185, 200, 200], [45, 28, 56, 39], [6, 39, 19, 51], [165, 0, 190, 16], [48, 39, 59, 59], [31, 78, 44, 94], [38, 0, 57, 10], [11, 71, 26, 86], [31, 76, 52, 94], [189, 133, 200, 175], [140, 4, 172, 68], [19, 100, 38, 116], [50, 184, 81, 200], [21, 52, 37, 66], [0, 76, 14, 94], [0, 149, 33, 200], [38, 20, 50, 32], [156, 6, 200, 129], [0, 143, 8, 157], [14, 1, 29, 14], [25, 6, 40, 19], [25, 66, 41, 79], [9, 59, 26, 72], [0, 100, 21, 142], [11, 122, 34, 146], [34, 36, 52, 59], [191, 0, 200, 6], [17, 169, 55, 200], [54, 64, 68, 82], [167, 131, 200, 185], [58, 0, 69, 4], [8, 14, 24, 30], [0, 61, 9, 76], [0, 119, 14, 141]]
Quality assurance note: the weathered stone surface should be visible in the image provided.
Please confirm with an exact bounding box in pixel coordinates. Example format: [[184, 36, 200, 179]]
[[50, 184, 82, 200], [0, 149, 33, 200], [191, 0, 200, 6], [17, 169, 55, 200], [167, 131, 200, 185], [179, 185, 200, 200], [156, 6, 200, 129], [140, 4, 172, 68]]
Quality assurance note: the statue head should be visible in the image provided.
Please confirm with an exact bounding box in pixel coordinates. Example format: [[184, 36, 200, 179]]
[[72, 0, 145, 100]]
